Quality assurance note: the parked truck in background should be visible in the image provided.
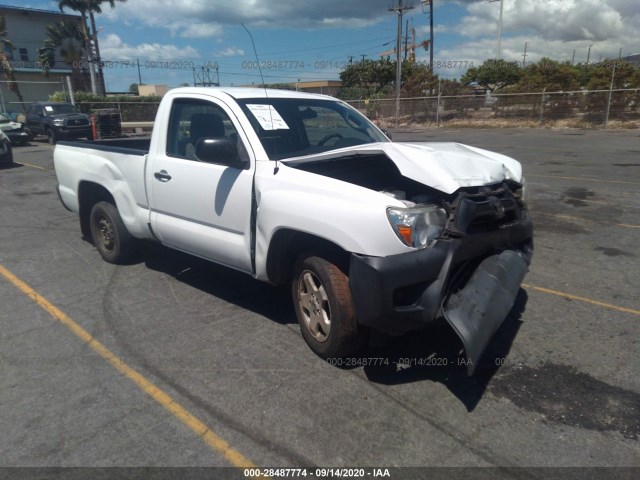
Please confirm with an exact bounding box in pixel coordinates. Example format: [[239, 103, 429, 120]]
[[53, 87, 533, 374], [27, 102, 92, 145]]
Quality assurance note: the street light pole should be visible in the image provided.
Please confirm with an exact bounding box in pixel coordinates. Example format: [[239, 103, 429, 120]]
[[489, 0, 504, 59]]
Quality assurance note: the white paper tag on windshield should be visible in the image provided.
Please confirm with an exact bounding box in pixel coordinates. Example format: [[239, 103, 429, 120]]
[[44, 106, 54, 112], [246, 104, 289, 130]]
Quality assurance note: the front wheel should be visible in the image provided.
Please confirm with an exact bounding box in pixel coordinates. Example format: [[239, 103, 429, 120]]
[[46, 128, 57, 145], [89, 201, 137, 264], [292, 255, 367, 359]]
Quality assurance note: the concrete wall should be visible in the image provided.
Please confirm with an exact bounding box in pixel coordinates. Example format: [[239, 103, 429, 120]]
[[138, 85, 170, 97]]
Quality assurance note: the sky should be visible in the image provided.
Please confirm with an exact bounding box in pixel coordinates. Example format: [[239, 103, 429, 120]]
[[21, 0, 640, 93]]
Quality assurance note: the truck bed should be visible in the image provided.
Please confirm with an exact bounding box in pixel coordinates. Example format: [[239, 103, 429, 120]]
[[57, 137, 151, 156]]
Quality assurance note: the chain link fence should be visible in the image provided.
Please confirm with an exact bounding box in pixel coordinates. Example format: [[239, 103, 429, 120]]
[[346, 89, 640, 129], [70, 89, 640, 132], [74, 100, 160, 122]]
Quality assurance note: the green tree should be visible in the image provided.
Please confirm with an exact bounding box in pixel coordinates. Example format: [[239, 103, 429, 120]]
[[128, 83, 139, 95], [56, 0, 128, 94], [511, 58, 579, 92], [339, 58, 396, 97], [582, 59, 640, 123], [584, 59, 640, 90], [0, 15, 26, 112], [460, 59, 522, 92], [400, 61, 437, 97]]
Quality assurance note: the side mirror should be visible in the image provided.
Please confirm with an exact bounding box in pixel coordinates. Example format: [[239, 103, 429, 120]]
[[195, 137, 249, 169], [382, 129, 392, 140]]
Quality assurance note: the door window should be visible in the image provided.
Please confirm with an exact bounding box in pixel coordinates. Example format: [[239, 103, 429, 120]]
[[166, 98, 244, 161]]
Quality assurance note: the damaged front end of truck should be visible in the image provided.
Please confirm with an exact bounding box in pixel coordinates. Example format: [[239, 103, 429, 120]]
[[286, 143, 533, 375]]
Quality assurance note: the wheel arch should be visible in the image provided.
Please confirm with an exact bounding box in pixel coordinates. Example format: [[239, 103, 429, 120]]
[[266, 229, 350, 285], [78, 181, 116, 238]]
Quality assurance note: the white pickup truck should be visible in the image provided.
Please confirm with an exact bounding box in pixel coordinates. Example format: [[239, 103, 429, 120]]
[[54, 87, 533, 374]]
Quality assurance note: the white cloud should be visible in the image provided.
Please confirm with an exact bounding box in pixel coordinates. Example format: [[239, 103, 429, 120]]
[[99, 0, 391, 36], [217, 47, 246, 58], [100, 33, 201, 62], [436, 0, 640, 70], [178, 23, 224, 39]]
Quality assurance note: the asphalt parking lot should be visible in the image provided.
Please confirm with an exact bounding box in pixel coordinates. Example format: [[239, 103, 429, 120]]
[[0, 129, 639, 477]]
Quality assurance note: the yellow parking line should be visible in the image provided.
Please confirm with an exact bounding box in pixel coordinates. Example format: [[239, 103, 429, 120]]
[[522, 283, 640, 316], [616, 223, 640, 229], [15, 161, 49, 170], [0, 263, 259, 470]]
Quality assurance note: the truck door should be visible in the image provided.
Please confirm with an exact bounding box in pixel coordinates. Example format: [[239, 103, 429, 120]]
[[26, 105, 44, 134], [148, 97, 255, 274]]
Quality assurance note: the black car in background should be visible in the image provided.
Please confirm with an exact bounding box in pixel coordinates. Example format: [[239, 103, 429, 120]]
[[0, 113, 32, 146], [26, 102, 92, 145], [0, 130, 13, 166]]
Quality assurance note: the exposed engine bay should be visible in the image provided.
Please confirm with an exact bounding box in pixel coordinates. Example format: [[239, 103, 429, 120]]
[[288, 153, 527, 237]]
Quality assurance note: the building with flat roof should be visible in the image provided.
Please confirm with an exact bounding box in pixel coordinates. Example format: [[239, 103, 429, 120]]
[[138, 84, 170, 97], [0, 4, 88, 112]]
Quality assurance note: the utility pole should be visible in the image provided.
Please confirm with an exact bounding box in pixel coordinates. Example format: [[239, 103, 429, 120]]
[[361, 54, 368, 63], [571, 49, 575, 65], [604, 60, 616, 129], [420, 1, 434, 70], [522, 41, 528, 67], [389, 0, 414, 125], [404, 19, 409, 60], [136, 58, 142, 85], [587, 44, 593, 64], [429, 0, 433, 70]]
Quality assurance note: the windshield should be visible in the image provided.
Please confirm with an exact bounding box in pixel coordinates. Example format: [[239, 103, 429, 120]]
[[236, 98, 389, 160], [45, 104, 79, 115]]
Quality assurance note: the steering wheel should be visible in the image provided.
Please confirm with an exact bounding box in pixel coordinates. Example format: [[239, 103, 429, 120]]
[[318, 133, 344, 146]]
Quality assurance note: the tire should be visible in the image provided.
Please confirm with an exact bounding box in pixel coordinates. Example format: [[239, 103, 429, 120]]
[[46, 128, 57, 145], [89, 201, 137, 264], [292, 255, 367, 359]]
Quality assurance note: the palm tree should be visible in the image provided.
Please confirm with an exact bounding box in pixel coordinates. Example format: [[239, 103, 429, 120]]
[[55, 0, 97, 93], [0, 15, 26, 112], [38, 20, 89, 91], [56, 0, 128, 95]]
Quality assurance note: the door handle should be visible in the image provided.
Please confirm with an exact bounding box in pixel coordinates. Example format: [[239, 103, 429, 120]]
[[154, 170, 172, 182]]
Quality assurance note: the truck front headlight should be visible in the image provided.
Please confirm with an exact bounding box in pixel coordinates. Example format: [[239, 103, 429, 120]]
[[514, 176, 527, 204], [387, 205, 447, 248], [53, 119, 64, 126]]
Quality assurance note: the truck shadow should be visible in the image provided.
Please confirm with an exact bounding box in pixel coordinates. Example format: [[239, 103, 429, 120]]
[[141, 242, 296, 325], [141, 242, 527, 411], [363, 290, 528, 412]]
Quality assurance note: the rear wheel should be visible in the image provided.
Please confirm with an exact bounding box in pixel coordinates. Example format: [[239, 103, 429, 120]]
[[89, 201, 136, 264], [292, 255, 367, 359]]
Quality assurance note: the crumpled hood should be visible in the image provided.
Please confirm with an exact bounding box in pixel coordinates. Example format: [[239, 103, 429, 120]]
[[282, 142, 523, 194]]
